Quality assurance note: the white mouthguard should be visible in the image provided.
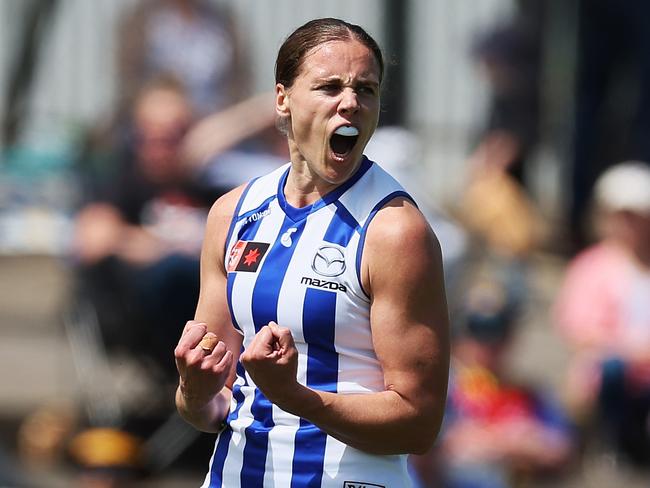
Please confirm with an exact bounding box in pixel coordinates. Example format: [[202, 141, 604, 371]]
[[334, 126, 359, 136]]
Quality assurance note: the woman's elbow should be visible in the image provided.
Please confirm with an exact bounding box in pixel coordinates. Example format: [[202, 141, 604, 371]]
[[408, 426, 441, 455], [404, 411, 445, 455]]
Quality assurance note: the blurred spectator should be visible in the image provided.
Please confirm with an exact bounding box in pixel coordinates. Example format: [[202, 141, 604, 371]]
[[456, 144, 545, 324], [570, 0, 650, 251], [554, 161, 650, 465], [116, 0, 246, 117], [71, 74, 284, 378], [469, 3, 544, 188], [71, 77, 212, 378], [458, 159, 545, 261], [458, 4, 548, 297], [411, 278, 574, 488], [79, 0, 250, 196]]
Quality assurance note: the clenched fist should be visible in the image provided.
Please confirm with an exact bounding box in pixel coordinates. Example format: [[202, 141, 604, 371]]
[[174, 321, 233, 407], [240, 322, 299, 405]]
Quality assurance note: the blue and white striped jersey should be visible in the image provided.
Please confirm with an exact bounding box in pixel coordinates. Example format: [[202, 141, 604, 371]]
[[202, 156, 415, 488]]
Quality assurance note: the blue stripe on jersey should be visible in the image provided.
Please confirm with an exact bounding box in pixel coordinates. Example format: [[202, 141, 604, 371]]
[[291, 288, 338, 487], [237, 357, 248, 386], [277, 156, 373, 223], [208, 428, 230, 488], [326, 201, 361, 245], [240, 389, 275, 487], [302, 288, 338, 390], [291, 421, 328, 488], [250, 215, 305, 331], [355, 190, 414, 298], [209, 384, 246, 487], [241, 215, 306, 487]]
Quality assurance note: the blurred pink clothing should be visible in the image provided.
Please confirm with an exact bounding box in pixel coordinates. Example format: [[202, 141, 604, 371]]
[[555, 242, 650, 352]]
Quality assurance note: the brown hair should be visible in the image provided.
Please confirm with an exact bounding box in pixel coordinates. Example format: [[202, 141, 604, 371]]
[[275, 18, 384, 88]]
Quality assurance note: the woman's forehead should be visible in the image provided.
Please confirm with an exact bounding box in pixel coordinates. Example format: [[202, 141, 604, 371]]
[[299, 39, 380, 80]]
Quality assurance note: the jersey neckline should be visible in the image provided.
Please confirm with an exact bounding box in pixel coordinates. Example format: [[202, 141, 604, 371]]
[[276, 156, 373, 222]]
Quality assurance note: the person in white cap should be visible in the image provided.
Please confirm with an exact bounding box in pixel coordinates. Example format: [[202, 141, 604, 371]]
[[553, 161, 650, 463]]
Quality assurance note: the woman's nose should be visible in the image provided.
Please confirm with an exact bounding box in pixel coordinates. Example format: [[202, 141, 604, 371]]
[[337, 88, 359, 114]]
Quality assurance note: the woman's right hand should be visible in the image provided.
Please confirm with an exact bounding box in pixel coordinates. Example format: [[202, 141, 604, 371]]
[[174, 320, 233, 409]]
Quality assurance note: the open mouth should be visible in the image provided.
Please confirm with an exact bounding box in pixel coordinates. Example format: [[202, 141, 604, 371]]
[[329, 126, 359, 159]]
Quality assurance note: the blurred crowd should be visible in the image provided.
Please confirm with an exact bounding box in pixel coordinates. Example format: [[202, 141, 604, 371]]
[[2, 0, 650, 487]]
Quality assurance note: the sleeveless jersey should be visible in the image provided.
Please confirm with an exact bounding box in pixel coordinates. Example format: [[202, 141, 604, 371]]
[[202, 156, 415, 488]]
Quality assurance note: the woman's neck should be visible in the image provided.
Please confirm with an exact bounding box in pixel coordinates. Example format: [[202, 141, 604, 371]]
[[283, 165, 337, 208]]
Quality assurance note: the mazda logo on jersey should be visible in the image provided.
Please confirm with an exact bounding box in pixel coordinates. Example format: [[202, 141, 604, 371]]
[[227, 241, 270, 272], [312, 245, 346, 277]]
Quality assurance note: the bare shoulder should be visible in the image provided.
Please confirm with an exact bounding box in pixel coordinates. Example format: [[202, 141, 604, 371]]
[[204, 183, 249, 242], [362, 196, 444, 295], [207, 184, 248, 227], [366, 197, 441, 260], [203, 184, 248, 262]]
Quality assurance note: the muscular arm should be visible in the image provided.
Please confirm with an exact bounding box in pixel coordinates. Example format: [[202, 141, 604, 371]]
[[174, 186, 245, 432], [242, 198, 450, 454]]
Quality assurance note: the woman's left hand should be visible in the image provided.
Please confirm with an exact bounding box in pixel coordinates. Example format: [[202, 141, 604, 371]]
[[240, 322, 299, 404]]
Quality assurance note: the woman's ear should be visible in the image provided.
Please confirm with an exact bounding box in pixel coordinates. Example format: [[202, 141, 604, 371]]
[[275, 83, 290, 117], [275, 83, 291, 135]]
